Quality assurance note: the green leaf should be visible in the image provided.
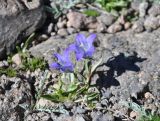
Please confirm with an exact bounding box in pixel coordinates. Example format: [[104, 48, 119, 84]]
[[41, 94, 61, 103], [83, 9, 100, 17], [87, 92, 99, 101], [23, 33, 35, 52], [91, 58, 102, 74], [67, 83, 78, 93]]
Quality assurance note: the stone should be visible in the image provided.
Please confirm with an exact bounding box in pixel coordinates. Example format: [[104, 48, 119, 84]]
[[124, 22, 131, 30], [87, 22, 98, 30], [11, 53, 22, 66], [117, 15, 125, 25], [85, 16, 97, 25], [132, 19, 144, 33], [0, 76, 33, 121], [91, 112, 114, 121], [47, 23, 54, 34], [75, 107, 86, 114], [130, 111, 137, 118], [148, 4, 160, 17], [57, 28, 68, 36], [57, 19, 67, 29], [131, 0, 142, 11], [107, 23, 122, 33], [0, 60, 9, 68], [67, 11, 86, 29], [25, 112, 52, 121], [0, 0, 46, 60], [144, 92, 154, 99], [36, 98, 55, 108], [75, 115, 86, 121], [97, 14, 116, 26], [144, 16, 160, 31], [38, 34, 49, 41], [67, 27, 77, 34], [54, 115, 86, 121], [96, 22, 107, 33], [139, 1, 149, 17]]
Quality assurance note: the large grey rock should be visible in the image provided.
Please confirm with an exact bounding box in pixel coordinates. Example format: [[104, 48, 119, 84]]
[[148, 4, 160, 17], [0, 0, 46, 59], [29, 28, 160, 102], [0, 76, 33, 121], [144, 16, 160, 31]]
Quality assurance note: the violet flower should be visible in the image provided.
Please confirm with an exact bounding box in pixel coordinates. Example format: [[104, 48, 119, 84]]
[[69, 33, 96, 60], [50, 49, 74, 72]]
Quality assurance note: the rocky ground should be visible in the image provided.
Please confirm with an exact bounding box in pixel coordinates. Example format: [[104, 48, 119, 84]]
[[0, 0, 160, 121]]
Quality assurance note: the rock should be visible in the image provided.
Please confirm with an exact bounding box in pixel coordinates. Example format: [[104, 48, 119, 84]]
[[132, 19, 144, 33], [139, 2, 149, 17], [124, 22, 131, 30], [51, 32, 56, 36], [131, 0, 142, 11], [149, 79, 160, 99], [47, 23, 54, 34], [87, 22, 98, 30], [38, 34, 49, 41], [107, 23, 122, 33], [67, 27, 77, 34], [0, 76, 33, 121], [67, 11, 86, 29], [75, 115, 86, 121], [148, 4, 160, 17], [57, 28, 68, 36], [57, 19, 67, 29], [85, 16, 97, 25], [117, 15, 126, 25], [130, 111, 137, 118], [11, 53, 22, 66], [96, 22, 107, 33], [144, 92, 154, 99], [0, 60, 9, 68], [97, 14, 116, 26], [54, 115, 86, 121], [89, 29, 97, 33], [75, 107, 86, 114], [0, 0, 46, 60], [25, 112, 52, 121], [36, 98, 55, 108], [91, 112, 114, 121], [144, 16, 159, 31]]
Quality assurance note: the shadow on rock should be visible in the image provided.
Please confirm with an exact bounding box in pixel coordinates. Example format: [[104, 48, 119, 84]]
[[96, 52, 147, 89]]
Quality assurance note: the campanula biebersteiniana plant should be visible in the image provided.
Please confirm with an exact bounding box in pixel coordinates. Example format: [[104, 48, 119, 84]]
[[42, 33, 101, 108]]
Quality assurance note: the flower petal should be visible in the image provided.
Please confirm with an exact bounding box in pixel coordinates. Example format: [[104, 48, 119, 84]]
[[50, 62, 60, 69], [75, 49, 84, 61], [54, 53, 63, 62], [76, 33, 86, 45], [67, 43, 76, 52], [87, 33, 96, 45], [85, 46, 95, 58], [62, 63, 74, 72]]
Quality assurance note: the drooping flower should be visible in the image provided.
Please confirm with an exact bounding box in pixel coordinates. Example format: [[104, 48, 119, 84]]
[[50, 48, 74, 72], [69, 33, 96, 60]]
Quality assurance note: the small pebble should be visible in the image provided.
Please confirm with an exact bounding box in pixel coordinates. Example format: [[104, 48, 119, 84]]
[[144, 92, 154, 99], [124, 22, 131, 30], [12, 53, 22, 66], [57, 28, 68, 36], [47, 23, 54, 34], [107, 23, 122, 33], [130, 111, 137, 118]]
